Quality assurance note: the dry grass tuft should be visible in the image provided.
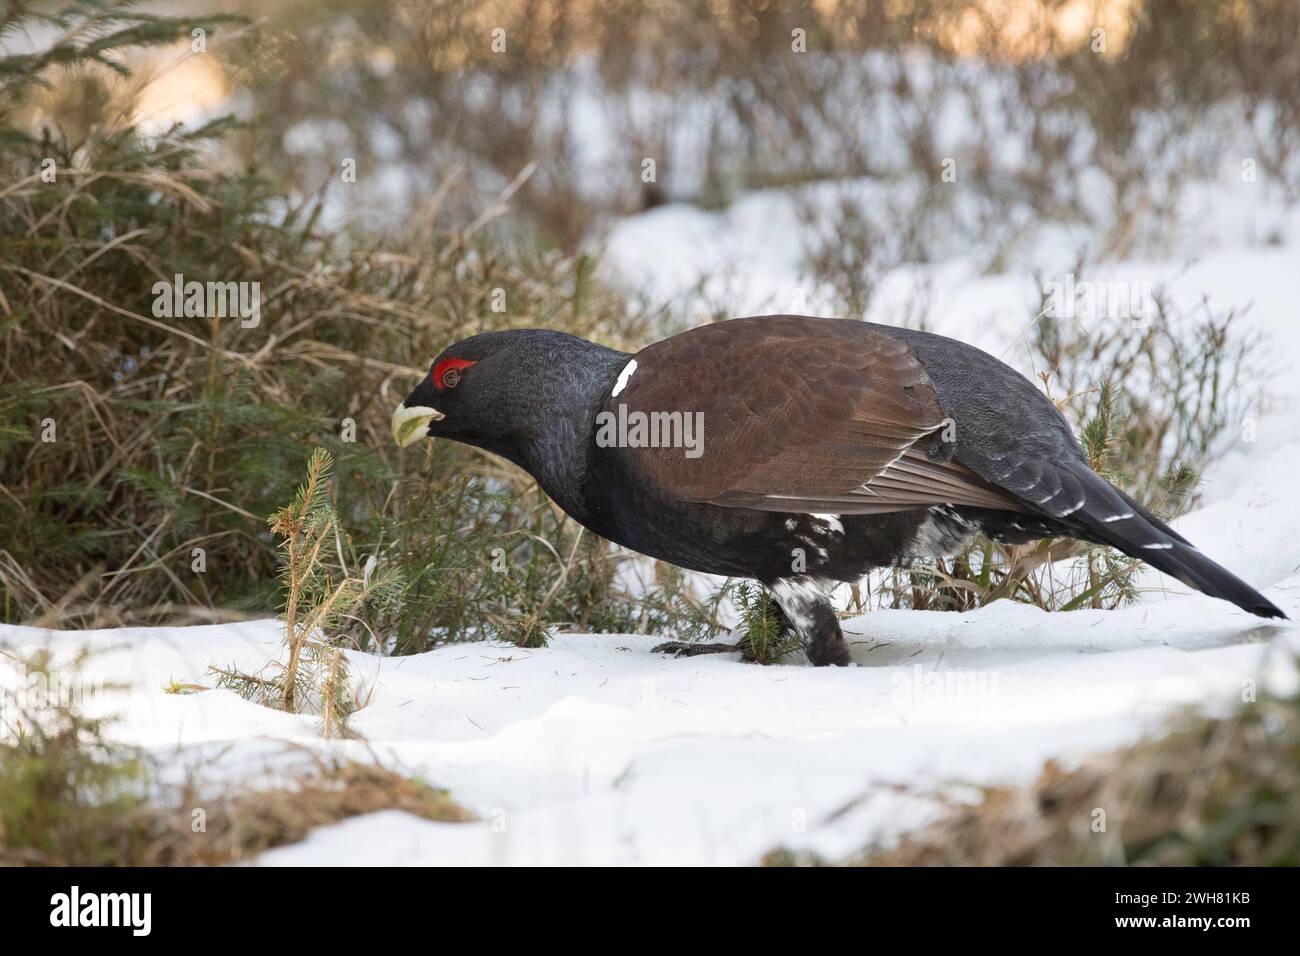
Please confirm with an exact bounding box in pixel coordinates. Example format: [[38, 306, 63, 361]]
[[766, 682, 1300, 866], [1, 646, 471, 865], [151, 756, 473, 866]]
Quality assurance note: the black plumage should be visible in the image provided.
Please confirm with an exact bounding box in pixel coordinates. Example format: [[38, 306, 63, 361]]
[[392, 315, 1286, 666]]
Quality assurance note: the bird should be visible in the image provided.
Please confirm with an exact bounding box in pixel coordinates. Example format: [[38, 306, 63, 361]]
[[391, 314, 1286, 665]]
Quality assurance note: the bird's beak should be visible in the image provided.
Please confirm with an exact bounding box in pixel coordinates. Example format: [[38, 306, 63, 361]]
[[391, 403, 444, 448]]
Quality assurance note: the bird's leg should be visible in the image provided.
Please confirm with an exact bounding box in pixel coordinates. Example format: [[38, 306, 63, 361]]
[[652, 585, 849, 665], [768, 577, 851, 666], [651, 594, 782, 659]]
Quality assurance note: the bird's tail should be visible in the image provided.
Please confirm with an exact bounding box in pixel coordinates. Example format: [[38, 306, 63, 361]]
[[1067, 470, 1286, 620]]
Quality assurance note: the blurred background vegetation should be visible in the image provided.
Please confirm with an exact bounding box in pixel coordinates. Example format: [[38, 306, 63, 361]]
[[1, 0, 1297, 647]]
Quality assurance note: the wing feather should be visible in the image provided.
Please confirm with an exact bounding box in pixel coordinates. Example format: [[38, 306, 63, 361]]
[[604, 315, 1021, 515]]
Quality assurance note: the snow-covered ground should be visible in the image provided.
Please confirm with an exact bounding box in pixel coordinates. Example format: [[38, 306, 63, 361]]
[[1, 584, 1296, 865], [4, 155, 1300, 865]]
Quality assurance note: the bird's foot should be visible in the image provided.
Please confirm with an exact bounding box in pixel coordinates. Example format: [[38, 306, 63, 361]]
[[650, 640, 741, 658], [807, 639, 852, 667]]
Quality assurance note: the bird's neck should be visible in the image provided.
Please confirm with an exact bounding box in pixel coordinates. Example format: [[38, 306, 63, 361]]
[[515, 345, 629, 528]]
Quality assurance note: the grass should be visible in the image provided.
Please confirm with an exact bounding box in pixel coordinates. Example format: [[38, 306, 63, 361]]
[[0, 645, 470, 865], [224, 0, 1300, 257], [0, 0, 698, 652]]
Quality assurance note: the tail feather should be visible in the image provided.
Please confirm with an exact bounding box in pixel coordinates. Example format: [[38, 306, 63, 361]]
[[1065, 469, 1286, 620], [1109, 485, 1193, 547]]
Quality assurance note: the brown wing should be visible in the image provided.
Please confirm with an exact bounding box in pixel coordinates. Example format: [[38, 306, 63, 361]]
[[605, 315, 1019, 514]]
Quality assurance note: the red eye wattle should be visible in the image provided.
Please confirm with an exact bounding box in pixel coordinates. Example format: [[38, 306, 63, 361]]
[[432, 357, 477, 389]]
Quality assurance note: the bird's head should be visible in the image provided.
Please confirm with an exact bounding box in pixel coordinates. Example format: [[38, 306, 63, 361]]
[[391, 328, 626, 467]]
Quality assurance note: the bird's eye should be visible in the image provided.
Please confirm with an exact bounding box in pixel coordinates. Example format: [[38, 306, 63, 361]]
[[432, 356, 476, 389]]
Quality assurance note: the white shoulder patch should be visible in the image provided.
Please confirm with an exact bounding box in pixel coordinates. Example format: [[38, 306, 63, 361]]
[[611, 358, 638, 397]]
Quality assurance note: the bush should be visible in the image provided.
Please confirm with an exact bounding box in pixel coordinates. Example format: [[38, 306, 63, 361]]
[[854, 284, 1262, 615], [0, 1, 695, 652], [221, 1, 1300, 258]]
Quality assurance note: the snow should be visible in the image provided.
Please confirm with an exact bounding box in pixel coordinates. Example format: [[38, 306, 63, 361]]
[[5, 80, 1300, 865], [2, 595, 1297, 864]]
